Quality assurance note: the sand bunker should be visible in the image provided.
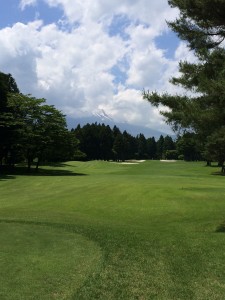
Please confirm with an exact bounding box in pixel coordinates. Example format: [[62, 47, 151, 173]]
[[121, 162, 139, 165], [160, 160, 177, 162], [112, 160, 146, 165], [127, 160, 146, 163]]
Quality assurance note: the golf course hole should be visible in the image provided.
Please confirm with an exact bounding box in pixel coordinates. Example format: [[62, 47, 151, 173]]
[[0, 222, 103, 300]]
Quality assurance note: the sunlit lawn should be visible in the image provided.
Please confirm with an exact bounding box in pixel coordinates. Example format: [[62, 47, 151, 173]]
[[1, 160, 225, 299]]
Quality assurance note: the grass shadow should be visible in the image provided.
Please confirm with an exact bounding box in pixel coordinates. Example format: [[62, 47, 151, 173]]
[[0, 166, 87, 177], [216, 222, 225, 232], [40, 162, 77, 168], [211, 171, 225, 176], [0, 174, 16, 181]]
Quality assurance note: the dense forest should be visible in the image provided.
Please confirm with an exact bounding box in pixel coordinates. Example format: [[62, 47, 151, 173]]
[[0, 70, 203, 171], [72, 123, 202, 161], [72, 123, 177, 161]]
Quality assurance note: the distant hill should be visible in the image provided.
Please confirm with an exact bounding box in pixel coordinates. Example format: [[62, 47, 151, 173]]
[[66, 115, 171, 139]]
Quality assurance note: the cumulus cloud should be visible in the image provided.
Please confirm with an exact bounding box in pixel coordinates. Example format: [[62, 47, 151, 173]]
[[0, 0, 193, 133], [102, 86, 165, 128], [45, 0, 178, 28], [0, 21, 42, 92]]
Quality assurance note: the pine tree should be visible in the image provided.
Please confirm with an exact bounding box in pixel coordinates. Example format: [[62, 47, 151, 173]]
[[143, 1, 225, 167]]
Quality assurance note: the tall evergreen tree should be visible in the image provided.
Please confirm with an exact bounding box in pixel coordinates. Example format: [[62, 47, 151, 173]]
[[113, 133, 127, 161], [176, 133, 202, 161], [143, 1, 225, 167], [156, 135, 165, 159], [163, 135, 175, 153], [168, 0, 225, 53], [137, 134, 148, 159], [147, 137, 157, 159], [99, 124, 114, 160]]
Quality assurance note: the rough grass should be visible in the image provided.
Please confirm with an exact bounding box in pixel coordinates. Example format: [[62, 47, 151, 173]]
[[1, 160, 225, 299]]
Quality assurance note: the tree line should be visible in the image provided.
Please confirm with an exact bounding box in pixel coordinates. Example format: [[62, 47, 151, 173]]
[[72, 123, 201, 161], [0, 70, 205, 171]]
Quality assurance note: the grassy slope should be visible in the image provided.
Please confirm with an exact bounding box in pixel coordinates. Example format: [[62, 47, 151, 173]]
[[0, 160, 225, 299]]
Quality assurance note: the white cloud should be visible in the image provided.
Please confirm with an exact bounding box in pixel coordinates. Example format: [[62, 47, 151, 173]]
[[19, 0, 37, 10], [122, 26, 164, 91], [44, 0, 178, 29], [0, 0, 194, 134], [0, 21, 42, 92], [175, 42, 197, 62]]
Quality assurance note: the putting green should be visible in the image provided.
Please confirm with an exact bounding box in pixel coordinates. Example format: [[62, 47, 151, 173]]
[[0, 222, 102, 300]]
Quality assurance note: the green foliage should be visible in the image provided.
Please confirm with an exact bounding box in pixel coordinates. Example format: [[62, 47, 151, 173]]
[[112, 133, 127, 161], [176, 133, 202, 161], [8, 94, 78, 169], [0, 72, 20, 165], [168, 0, 225, 53], [143, 2, 225, 165], [136, 133, 148, 159], [163, 135, 175, 151], [204, 127, 225, 167], [147, 137, 157, 159], [143, 49, 225, 136], [0, 71, 78, 169], [73, 123, 114, 160], [73, 123, 175, 161], [156, 135, 164, 159], [0, 72, 19, 109], [165, 149, 178, 160]]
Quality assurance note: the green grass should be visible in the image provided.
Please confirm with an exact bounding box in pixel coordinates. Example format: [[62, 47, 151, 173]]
[[1, 160, 225, 299], [0, 222, 102, 300]]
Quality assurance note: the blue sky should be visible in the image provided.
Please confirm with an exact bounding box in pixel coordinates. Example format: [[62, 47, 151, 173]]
[[0, 0, 190, 133], [0, 1, 62, 28]]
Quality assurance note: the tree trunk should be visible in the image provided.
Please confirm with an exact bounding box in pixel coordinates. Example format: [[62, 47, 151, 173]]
[[206, 161, 211, 166], [35, 158, 39, 172], [27, 157, 32, 172], [218, 160, 224, 167]]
